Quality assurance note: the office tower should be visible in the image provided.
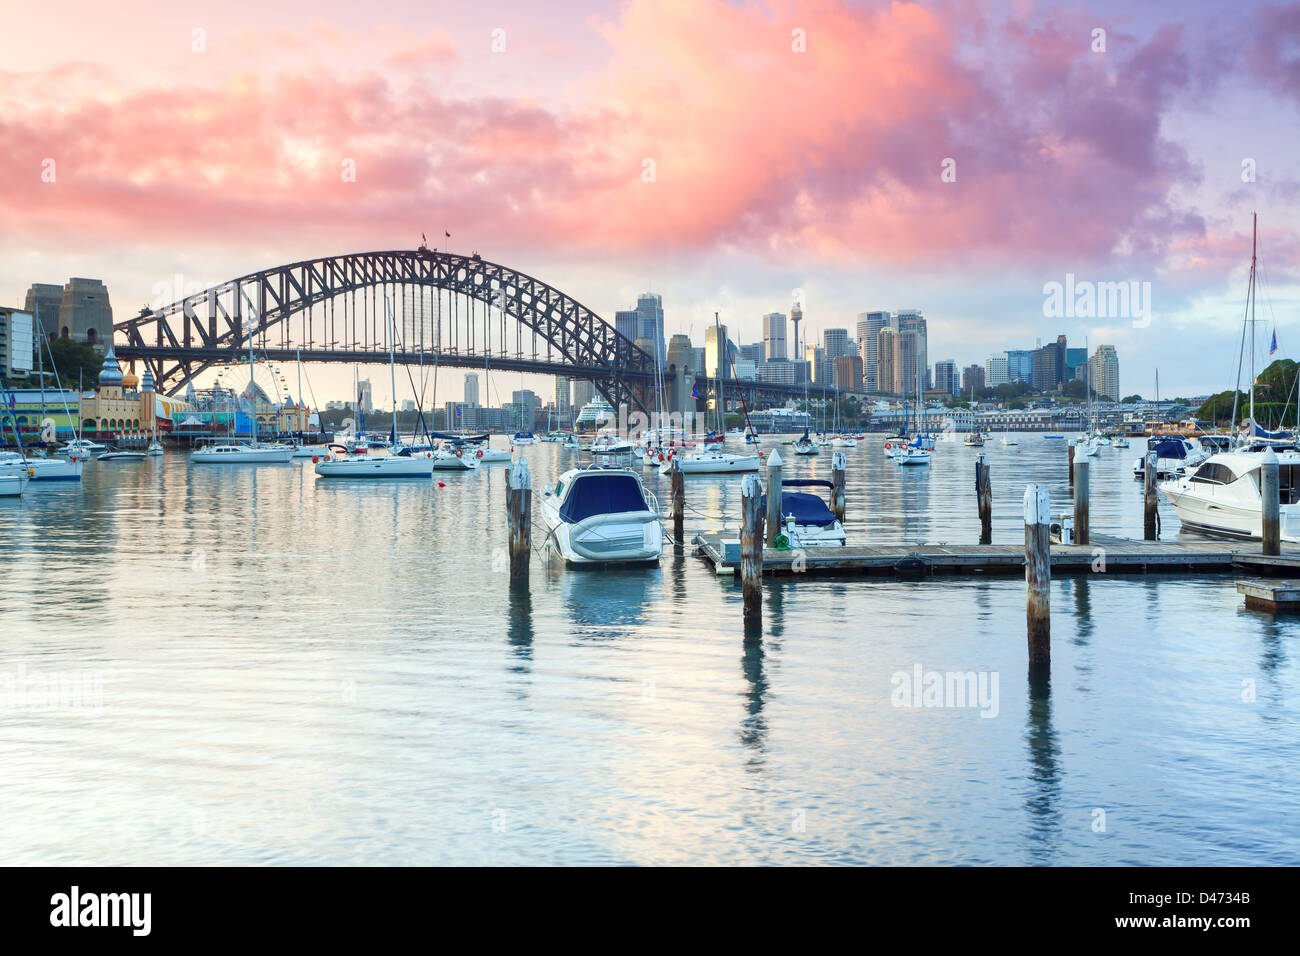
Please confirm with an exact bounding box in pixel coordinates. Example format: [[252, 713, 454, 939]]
[[57, 277, 113, 346], [554, 376, 571, 417], [805, 343, 829, 384], [23, 283, 63, 339], [962, 364, 985, 393], [0, 308, 35, 379], [693, 347, 706, 375], [933, 359, 958, 395], [636, 293, 665, 365], [857, 311, 890, 392], [757, 362, 800, 386], [833, 354, 863, 392], [705, 323, 729, 378], [740, 342, 766, 364], [984, 354, 1009, 387], [1006, 349, 1033, 383], [876, 328, 897, 396], [762, 312, 788, 362], [573, 378, 595, 408], [464, 372, 480, 406], [614, 310, 639, 343], [1066, 347, 1088, 382], [823, 328, 852, 359], [895, 310, 928, 390], [1032, 335, 1068, 391], [1090, 345, 1120, 401], [512, 389, 540, 429]]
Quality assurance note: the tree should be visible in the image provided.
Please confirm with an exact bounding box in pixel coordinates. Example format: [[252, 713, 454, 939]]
[[1062, 379, 1088, 400], [46, 337, 103, 389], [1121, 394, 1142, 404]]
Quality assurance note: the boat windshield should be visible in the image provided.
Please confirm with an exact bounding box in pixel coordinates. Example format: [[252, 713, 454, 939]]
[[560, 475, 647, 522]]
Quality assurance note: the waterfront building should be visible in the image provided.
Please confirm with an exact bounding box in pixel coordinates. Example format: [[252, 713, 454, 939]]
[[0, 308, 35, 381], [985, 353, 1010, 387], [665, 335, 696, 414], [857, 311, 891, 393], [762, 312, 788, 362], [1090, 345, 1120, 401]]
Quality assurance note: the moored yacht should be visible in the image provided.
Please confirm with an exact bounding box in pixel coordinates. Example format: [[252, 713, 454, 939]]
[[1133, 436, 1208, 480], [540, 465, 662, 564], [0, 473, 27, 497], [1161, 443, 1300, 541], [315, 445, 435, 477], [657, 445, 759, 475], [192, 442, 295, 463], [0, 452, 84, 481], [762, 478, 846, 548]]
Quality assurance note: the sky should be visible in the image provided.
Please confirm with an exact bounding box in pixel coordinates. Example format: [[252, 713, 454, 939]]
[[1, 0, 1298, 406]]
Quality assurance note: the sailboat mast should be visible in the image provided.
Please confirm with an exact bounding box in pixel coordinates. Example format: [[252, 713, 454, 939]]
[[297, 346, 302, 438], [248, 313, 257, 446], [715, 311, 724, 434], [387, 296, 398, 443], [1249, 212, 1258, 433]]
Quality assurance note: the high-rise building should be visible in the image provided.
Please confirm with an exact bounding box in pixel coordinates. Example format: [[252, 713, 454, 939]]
[[833, 354, 863, 393], [23, 283, 63, 339], [823, 328, 852, 359], [1031, 335, 1068, 391], [614, 310, 639, 343], [512, 389, 540, 429], [666, 334, 696, 414], [740, 343, 765, 364], [636, 293, 665, 365], [984, 353, 1009, 387], [1006, 349, 1033, 383], [1090, 345, 1120, 401], [933, 359, 958, 395], [762, 312, 788, 362], [0, 308, 35, 379], [464, 372, 480, 406], [554, 376, 571, 417], [876, 328, 897, 396], [573, 378, 595, 409], [805, 343, 830, 384], [357, 379, 373, 414], [962, 364, 985, 393], [757, 362, 800, 386], [857, 311, 891, 392], [705, 323, 729, 378], [1066, 347, 1088, 382], [895, 310, 929, 390], [57, 277, 113, 346]]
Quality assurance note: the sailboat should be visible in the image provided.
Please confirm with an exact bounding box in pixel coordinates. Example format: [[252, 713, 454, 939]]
[[193, 324, 294, 463]]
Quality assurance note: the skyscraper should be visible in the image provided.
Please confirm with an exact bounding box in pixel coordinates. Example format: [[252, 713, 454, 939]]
[[1089, 345, 1120, 401], [823, 328, 852, 359], [857, 310, 891, 392], [464, 372, 480, 406], [554, 376, 571, 417], [933, 360, 958, 395], [1006, 349, 1033, 383], [984, 354, 1009, 387], [962, 365, 985, 393], [895, 310, 928, 390], [705, 323, 729, 378], [636, 293, 665, 365], [573, 378, 594, 409], [762, 312, 788, 362], [805, 343, 829, 384], [876, 328, 897, 396], [614, 310, 639, 343], [833, 354, 863, 392]]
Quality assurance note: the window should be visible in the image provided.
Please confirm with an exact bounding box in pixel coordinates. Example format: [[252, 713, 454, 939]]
[[86, 328, 97, 343], [1191, 462, 1236, 485]]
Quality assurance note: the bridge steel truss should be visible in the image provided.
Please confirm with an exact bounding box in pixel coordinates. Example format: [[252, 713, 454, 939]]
[[112, 249, 661, 413]]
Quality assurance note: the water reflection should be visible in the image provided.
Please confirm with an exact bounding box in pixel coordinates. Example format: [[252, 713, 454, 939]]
[[1024, 673, 1062, 864]]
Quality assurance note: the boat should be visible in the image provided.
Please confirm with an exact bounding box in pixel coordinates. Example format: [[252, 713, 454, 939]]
[[96, 446, 147, 461], [539, 465, 662, 564], [0, 473, 27, 497], [315, 445, 436, 478], [964, 432, 985, 447], [1043, 434, 1066, 440], [840, 436, 857, 448], [466, 442, 513, 463], [1133, 436, 1208, 480], [1001, 433, 1019, 446], [792, 430, 819, 455], [291, 443, 332, 458], [58, 438, 107, 455], [1161, 442, 1300, 541], [512, 431, 537, 445], [431, 445, 479, 470], [895, 446, 931, 466], [762, 479, 846, 548], [1109, 435, 1129, 448], [0, 452, 85, 481], [146, 439, 164, 456], [192, 442, 295, 463], [658, 446, 759, 475]]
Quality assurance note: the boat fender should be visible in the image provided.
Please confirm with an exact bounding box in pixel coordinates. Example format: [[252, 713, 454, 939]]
[[426, 451, 432, 458]]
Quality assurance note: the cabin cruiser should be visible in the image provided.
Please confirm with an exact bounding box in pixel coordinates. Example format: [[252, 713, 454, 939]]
[[657, 446, 759, 475], [467, 441, 513, 463], [762, 479, 846, 548], [431, 444, 480, 470], [512, 431, 537, 445], [292, 442, 332, 458], [57, 438, 107, 455], [0, 452, 84, 481], [1160, 443, 1300, 542], [1132, 437, 1208, 480], [97, 446, 147, 461], [314, 444, 436, 477], [539, 465, 662, 564], [192, 442, 295, 463]]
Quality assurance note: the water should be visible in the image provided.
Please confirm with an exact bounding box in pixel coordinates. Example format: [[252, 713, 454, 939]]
[[1, 437, 1297, 865]]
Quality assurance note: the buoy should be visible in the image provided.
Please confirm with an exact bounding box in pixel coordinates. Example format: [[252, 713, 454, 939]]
[[312, 455, 319, 463], [437, 481, 445, 487]]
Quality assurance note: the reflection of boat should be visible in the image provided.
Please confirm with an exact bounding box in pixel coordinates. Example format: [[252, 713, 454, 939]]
[[1161, 443, 1300, 541], [762, 479, 846, 547], [540, 466, 662, 564]]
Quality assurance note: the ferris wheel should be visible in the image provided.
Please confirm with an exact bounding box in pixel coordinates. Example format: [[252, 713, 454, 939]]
[[213, 354, 293, 408]]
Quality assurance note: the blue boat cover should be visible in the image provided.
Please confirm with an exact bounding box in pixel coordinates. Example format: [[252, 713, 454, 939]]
[[1150, 438, 1190, 459], [1250, 419, 1290, 440], [560, 474, 648, 522], [759, 491, 838, 527]]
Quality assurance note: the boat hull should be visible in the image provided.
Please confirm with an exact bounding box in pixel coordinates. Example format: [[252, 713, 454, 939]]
[[192, 446, 295, 464], [0, 458, 84, 481], [315, 455, 435, 477]]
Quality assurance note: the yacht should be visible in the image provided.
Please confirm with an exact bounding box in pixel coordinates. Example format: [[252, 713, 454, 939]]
[[291, 442, 332, 458], [58, 438, 107, 455], [964, 432, 985, 447], [657, 446, 759, 475], [146, 439, 165, 456], [0, 473, 27, 497], [539, 465, 662, 564], [0, 453, 84, 481], [192, 443, 295, 463], [895, 447, 932, 466], [792, 430, 819, 456], [97, 446, 148, 461], [1133, 437, 1208, 480], [512, 431, 537, 445], [1161, 443, 1300, 541], [466, 441, 513, 463], [315, 446, 435, 478], [431, 445, 480, 470], [762, 479, 846, 547], [1110, 435, 1130, 448]]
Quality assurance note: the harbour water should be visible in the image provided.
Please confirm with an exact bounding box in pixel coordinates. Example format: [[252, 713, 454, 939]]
[[1, 437, 1297, 865]]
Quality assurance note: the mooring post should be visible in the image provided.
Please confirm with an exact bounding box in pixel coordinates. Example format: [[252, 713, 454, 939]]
[[1262, 445, 1280, 556], [1143, 448, 1158, 541], [831, 451, 846, 522], [741, 474, 764, 631], [508, 457, 531, 584], [976, 453, 992, 544], [671, 455, 685, 552], [1067, 439, 1076, 487], [765, 449, 784, 546], [1024, 484, 1051, 673], [1073, 456, 1089, 545]]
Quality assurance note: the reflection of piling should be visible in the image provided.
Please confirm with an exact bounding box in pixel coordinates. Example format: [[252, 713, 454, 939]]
[[670, 455, 685, 551], [508, 457, 531, 585], [765, 450, 783, 546], [1262, 446, 1280, 556], [741, 474, 764, 632], [976, 453, 992, 544], [1073, 457, 1089, 545], [1143, 449, 1158, 540], [1024, 484, 1051, 673], [831, 451, 846, 522]]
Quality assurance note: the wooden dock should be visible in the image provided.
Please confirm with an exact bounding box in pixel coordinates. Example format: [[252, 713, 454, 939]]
[[694, 532, 1300, 578]]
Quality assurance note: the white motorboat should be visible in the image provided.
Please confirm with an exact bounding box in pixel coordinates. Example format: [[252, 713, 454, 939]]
[[58, 438, 106, 455], [97, 447, 147, 461], [0, 454, 84, 481], [0, 473, 28, 497], [512, 431, 537, 445], [840, 437, 857, 448], [539, 465, 662, 564], [1110, 435, 1130, 448], [292, 443, 332, 458], [315, 446, 436, 477], [468, 443, 513, 463], [964, 432, 985, 447], [658, 446, 759, 475], [1133, 437, 1208, 480], [192, 443, 295, 464], [431, 446, 479, 470], [1161, 443, 1300, 541], [764, 479, 846, 547]]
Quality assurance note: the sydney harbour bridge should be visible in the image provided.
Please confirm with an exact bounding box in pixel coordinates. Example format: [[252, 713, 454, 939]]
[[112, 248, 832, 414]]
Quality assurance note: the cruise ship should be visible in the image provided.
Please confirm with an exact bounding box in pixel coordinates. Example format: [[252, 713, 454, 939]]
[[574, 399, 615, 430]]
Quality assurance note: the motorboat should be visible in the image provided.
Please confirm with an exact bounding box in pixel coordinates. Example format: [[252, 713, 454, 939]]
[[315, 444, 436, 477], [1109, 435, 1130, 448], [97, 446, 147, 461], [58, 438, 106, 455], [512, 431, 537, 445], [431, 445, 479, 470], [0, 473, 28, 497], [1133, 437, 1208, 480], [0, 453, 84, 481], [745, 431, 761, 445], [964, 432, 985, 447], [539, 465, 662, 564], [1001, 433, 1019, 446], [191, 443, 295, 463], [292, 443, 332, 458], [657, 446, 759, 475], [840, 436, 857, 448], [762, 479, 846, 548], [467, 442, 513, 463], [1161, 443, 1300, 541], [1043, 434, 1066, 440]]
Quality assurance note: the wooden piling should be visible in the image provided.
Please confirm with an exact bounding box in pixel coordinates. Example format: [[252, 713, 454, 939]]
[[1143, 449, 1158, 541], [741, 474, 764, 631], [508, 457, 531, 585], [1261, 446, 1280, 556], [671, 455, 685, 552], [831, 451, 846, 522], [1024, 484, 1051, 672], [1067, 440, 1076, 487], [976, 453, 992, 545], [1073, 456, 1089, 546], [766, 449, 784, 546]]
